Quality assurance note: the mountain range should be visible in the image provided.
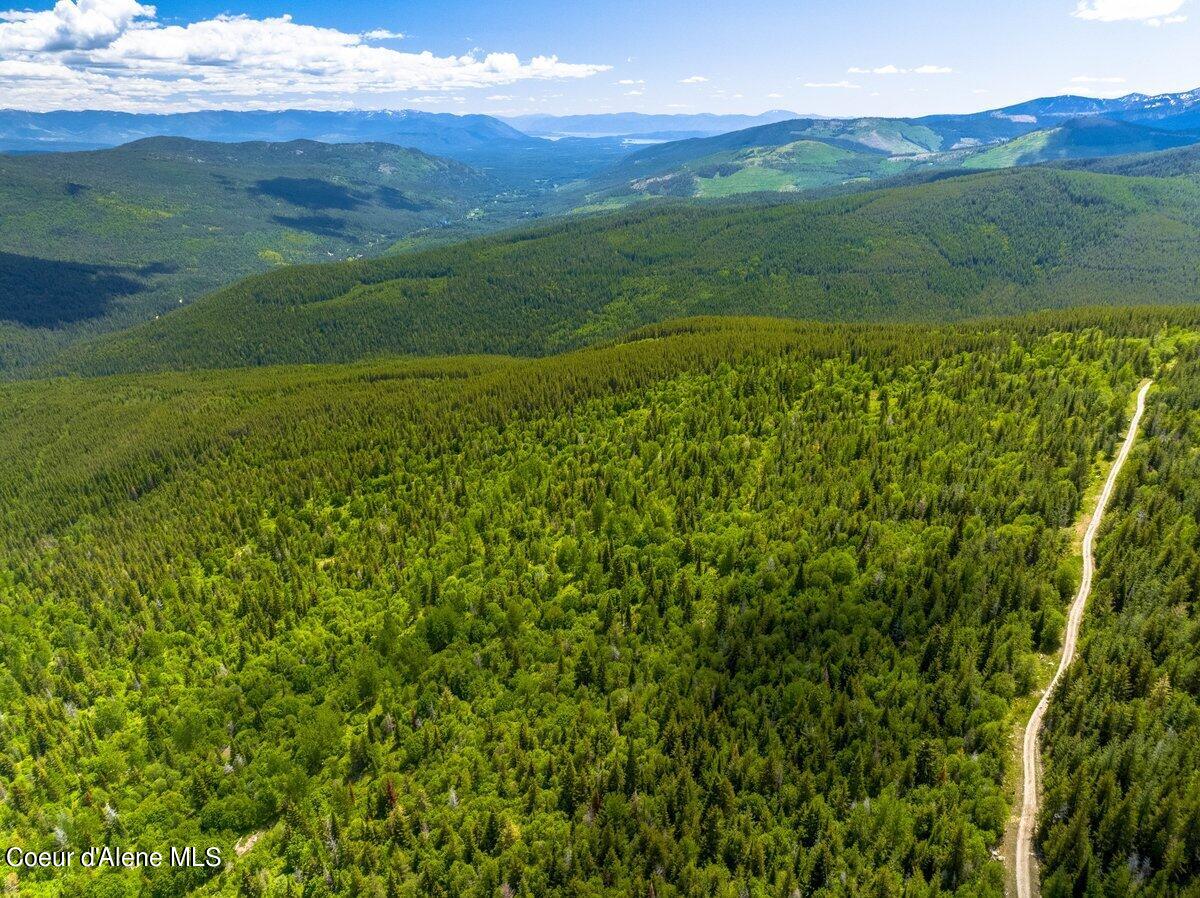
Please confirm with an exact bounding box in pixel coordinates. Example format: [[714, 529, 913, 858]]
[[5, 85, 1200, 376], [47, 162, 1200, 377], [0, 108, 538, 157], [567, 88, 1200, 206], [501, 110, 805, 139]]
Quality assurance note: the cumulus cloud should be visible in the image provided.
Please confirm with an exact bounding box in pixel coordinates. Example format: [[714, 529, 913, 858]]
[[0, 0, 153, 52], [1073, 0, 1188, 22], [679, 74, 708, 83], [804, 80, 860, 89], [913, 64, 953, 74], [0, 1, 609, 111], [1071, 75, 1127, 82], [362, 29, 404, 40]]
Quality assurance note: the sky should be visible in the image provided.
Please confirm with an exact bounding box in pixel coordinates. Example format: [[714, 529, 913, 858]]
[[0, 0, 1195, 117]]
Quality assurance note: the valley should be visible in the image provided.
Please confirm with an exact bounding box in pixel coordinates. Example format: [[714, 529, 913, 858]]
[[4, 88, 1200, 379], [41, 164, 1200, 377], [0, 138, 507, 373]]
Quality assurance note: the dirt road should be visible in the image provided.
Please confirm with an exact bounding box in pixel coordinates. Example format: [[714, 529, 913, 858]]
[[1013, 379, 1151, 898]]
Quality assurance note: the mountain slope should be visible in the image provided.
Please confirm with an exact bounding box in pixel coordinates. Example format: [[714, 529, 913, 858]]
[[0, 313, 1174, 896], [49, 165, 1200, 376], [996, 88, 1200, 130], [1056, 142, 1200, 177], [573, 110, 1200, 205], [572, 117, 957, 203], [0, 137, 502, 373], [561, 87, 1200, 205], [962, 117, 1200, 169]]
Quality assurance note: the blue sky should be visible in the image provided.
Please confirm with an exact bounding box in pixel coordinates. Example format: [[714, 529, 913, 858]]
[[0, 0, 1195, 115]]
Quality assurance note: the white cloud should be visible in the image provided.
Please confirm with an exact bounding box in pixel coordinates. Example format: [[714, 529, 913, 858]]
[[485, 94, 512, 100], [1073, 0, 1188, 22], [0, 1, 609, 111], [362, 29, 404, 40], [1068, 76, 1131, 99], [1064, 84, 1131, 97], [804, 80, 860, 89], [766, 92, 783, 98], [679, 74, 708, 83], [847, 64, 952, 76], [848, 64, 907, 75], [624, 89, 643, 96], [849, 63, 950, 76], [0, 0, 152, 52], [616, 78, 644, 85]]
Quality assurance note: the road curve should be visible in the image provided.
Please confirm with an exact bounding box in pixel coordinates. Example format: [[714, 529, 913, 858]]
[[1013, 379, 1152, 898]]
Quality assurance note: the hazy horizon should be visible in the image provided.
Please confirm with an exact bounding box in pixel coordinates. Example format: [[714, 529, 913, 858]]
[[0, 0, 1195, 118]]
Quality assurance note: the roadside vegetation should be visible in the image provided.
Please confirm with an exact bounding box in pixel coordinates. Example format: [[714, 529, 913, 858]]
[[0, 313, 1182, 896], [1038, 346, 1200, 897]]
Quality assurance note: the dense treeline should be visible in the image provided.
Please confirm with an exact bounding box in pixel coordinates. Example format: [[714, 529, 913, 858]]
[[1058, 145, 1200, 178], [0, 315, 1170, 896], [49, 166, 1200, 378], [1038, 345, 1200, 896]]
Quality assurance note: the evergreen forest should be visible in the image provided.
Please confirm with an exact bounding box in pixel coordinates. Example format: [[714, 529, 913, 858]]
[[2, 313, 1196, 896]]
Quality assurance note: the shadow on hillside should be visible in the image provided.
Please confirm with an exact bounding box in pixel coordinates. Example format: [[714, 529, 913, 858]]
[[377, 186, 430, 211], [251, 177, 366, 211], [0, 252, 147, 328]]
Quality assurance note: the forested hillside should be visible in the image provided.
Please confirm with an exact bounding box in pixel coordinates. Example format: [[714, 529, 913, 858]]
[[0, 312, 1181, 896], [1059, 143, 1200, 178], [50, 166, 1200, 377], [961, 118, 1199, 171], [0, 138, 502, 375], [561, 107, 1200, 206], [1038, 347, 1200, 896]]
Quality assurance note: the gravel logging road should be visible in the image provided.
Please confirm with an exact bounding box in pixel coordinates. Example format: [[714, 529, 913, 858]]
[[1013, 379, 1152, 898]]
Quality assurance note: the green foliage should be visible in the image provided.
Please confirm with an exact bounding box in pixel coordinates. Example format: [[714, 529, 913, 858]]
[[1038, 345, 1200, 896], [1058, 144, 1200, 178], [0, 137, 504, 374], [962, 119, 1198, 171], [50, 166, 1200, 377], [0, 314, 1172, 895]]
